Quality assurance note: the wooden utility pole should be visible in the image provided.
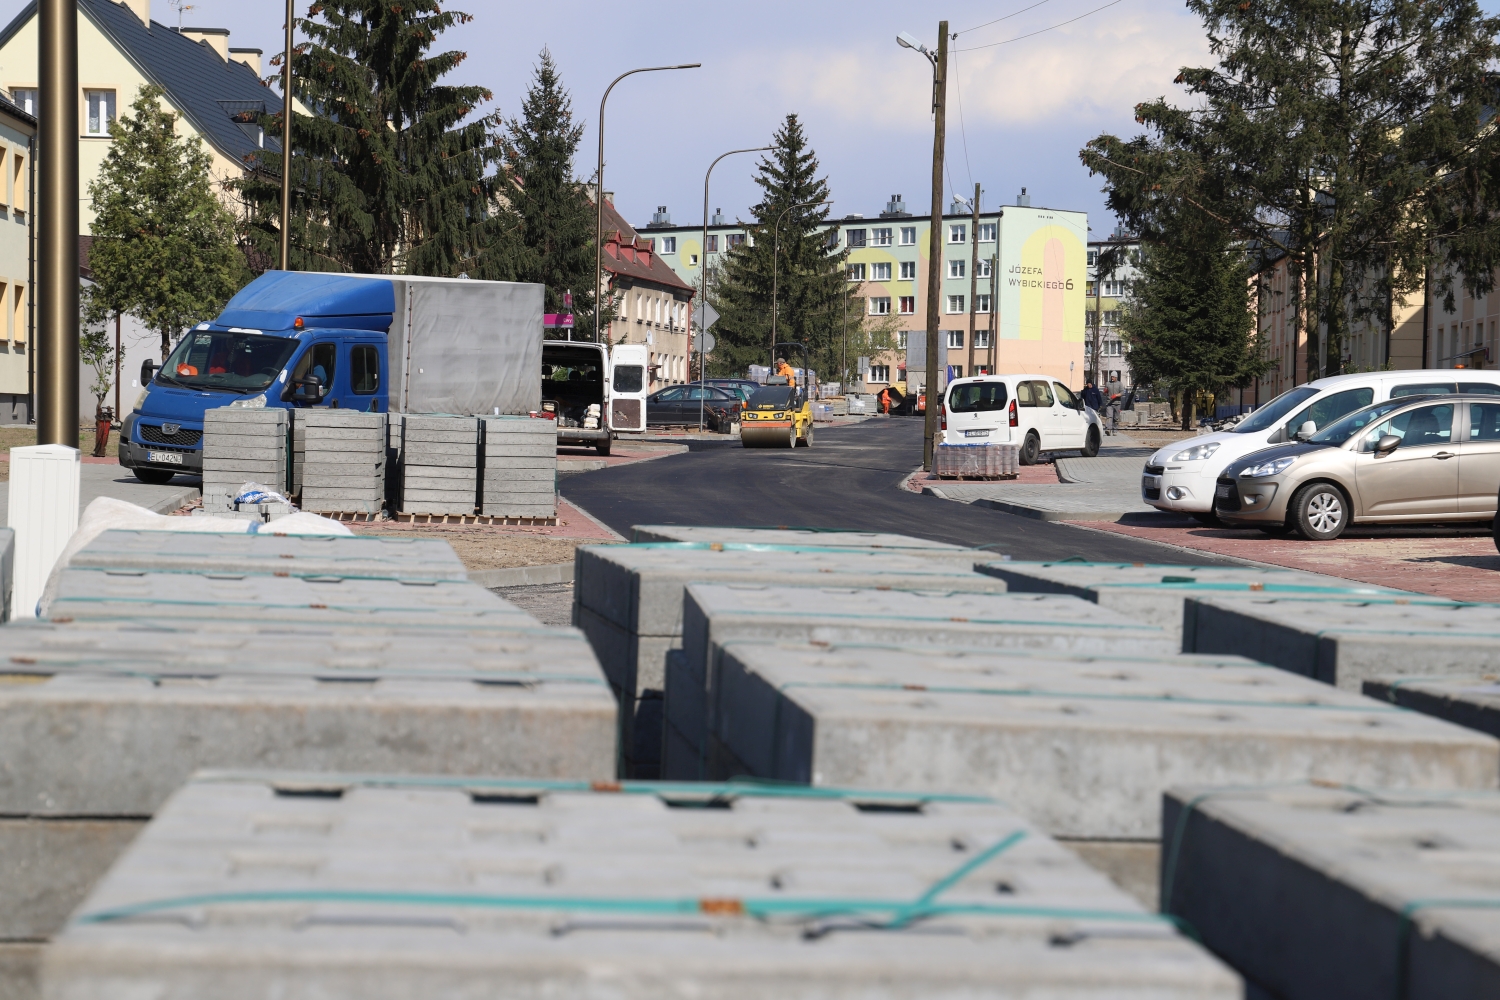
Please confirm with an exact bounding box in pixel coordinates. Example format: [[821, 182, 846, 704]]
[[921, 21, 948, 469], [965, 182, 979, 376]]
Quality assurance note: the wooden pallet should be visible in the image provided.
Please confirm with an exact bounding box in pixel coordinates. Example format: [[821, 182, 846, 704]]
[[312, 510, 388, 523], [393, 512, 559, 526]]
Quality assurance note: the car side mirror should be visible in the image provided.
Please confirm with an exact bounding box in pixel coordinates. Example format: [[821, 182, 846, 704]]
[[1375, 434, 1401, 456], [1295, 420, 1317, 441], [292, 375, 323, 402], [140, 359, 157, 384]]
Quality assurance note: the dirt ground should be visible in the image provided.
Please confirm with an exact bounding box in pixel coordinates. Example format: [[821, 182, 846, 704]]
[[347, 521, 618, 572], [0, 427, 106, 479]]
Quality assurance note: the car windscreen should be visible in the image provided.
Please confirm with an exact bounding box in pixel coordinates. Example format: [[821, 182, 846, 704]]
[[748, 386, 797, 409], [1309, 399, 1413, 445], [1232, 386, 1319, 432], [948, 381, 1008, 412], [158, 331, 300, 394]]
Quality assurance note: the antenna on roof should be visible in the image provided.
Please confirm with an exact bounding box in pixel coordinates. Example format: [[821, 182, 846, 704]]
[[170, 0, 196, 30]]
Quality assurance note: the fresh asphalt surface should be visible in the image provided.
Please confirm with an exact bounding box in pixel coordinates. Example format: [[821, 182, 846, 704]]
[[562, 417, 1236, 564]]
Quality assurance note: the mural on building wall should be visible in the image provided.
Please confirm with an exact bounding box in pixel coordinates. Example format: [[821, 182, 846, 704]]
[[1001, 214, 1085, 343]]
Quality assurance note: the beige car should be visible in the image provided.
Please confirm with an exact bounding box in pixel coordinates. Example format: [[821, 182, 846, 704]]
[[1214, 394, 1500, 539]]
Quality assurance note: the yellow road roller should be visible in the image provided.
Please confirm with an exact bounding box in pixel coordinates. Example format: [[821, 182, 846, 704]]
[[741, 343, 814, 448]]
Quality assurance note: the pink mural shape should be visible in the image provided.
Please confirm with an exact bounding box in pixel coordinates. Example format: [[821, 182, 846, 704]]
[[1043, 237, 1064, 344]]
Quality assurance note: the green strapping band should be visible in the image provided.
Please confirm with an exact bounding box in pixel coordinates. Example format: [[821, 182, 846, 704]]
[[704, 608, 1161, 633]]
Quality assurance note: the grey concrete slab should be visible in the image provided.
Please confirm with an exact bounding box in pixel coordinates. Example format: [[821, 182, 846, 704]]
[[1365, 676, 1500, 742], [0, 944, 42, 1000], [1053, 455, 1150, 485], [630, 525, 969, 551], [1161, 784, 1500, 1000], [708, 642, 1497, 838], [1183, 595, 1487, 690], [980, 560, 1421, 642], [43, 773, 1239, 999], [0, 820, 146, 939]]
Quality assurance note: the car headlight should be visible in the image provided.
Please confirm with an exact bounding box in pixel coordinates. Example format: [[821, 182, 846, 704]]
[[1172, 442, 1221, 462], [229, 393, 267, 409], [1241, 457, 1295, 478]]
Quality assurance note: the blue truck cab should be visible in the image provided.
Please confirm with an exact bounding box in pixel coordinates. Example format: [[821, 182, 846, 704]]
[[119, 273, 393, 484]]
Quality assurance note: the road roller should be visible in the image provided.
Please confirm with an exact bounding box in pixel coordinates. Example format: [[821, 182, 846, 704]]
[[741, 343, 814, 448]]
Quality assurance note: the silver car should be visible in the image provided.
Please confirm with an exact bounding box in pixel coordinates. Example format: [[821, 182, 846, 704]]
[[1214, 394, 1500, 539]]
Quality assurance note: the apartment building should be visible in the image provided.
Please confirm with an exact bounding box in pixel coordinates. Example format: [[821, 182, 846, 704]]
[[643, 190, 1088, 390], [1085, 230, 1139, 388], [600, 200, 696, 389], [0, 93, 33, 423]]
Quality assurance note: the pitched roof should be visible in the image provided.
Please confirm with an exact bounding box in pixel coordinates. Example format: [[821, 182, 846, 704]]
[[600, 199, 694, 296], [0, 0, 282, 167]]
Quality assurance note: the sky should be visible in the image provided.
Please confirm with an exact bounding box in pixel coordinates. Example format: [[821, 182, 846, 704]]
[[151, 0, 1500, 240]]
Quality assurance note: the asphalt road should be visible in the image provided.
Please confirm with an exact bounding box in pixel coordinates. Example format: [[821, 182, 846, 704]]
[[562, 417, 1234, 564]]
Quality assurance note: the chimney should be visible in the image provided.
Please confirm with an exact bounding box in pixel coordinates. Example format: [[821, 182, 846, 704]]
[[1016, 187, 1031, 208], [710, 207, 724, 225], [229, 48, 263, 75], [880, 193, 911, 219], [122, 0, 150, 24], [178, 27, 231, 61], [647, 205, 672, 229]]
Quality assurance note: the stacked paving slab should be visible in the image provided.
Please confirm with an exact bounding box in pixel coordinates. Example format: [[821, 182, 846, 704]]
[[1364, 675, 1500, 740], [400, 415, 478, 515], [44, 773, 1242, 998], [200, 407, 289, 518], [295, 409, 387, 515], [481, 415, 556, 518]]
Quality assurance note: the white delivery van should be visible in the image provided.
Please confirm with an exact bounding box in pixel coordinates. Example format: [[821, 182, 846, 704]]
[[1144, 369, 1500, 518], [609, 344, 649, 434], [942, 374, 1104, 464]]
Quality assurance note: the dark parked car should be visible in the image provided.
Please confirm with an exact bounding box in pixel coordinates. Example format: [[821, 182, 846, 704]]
[[701, 378, 759, 401], [646, 385, 743, 430]]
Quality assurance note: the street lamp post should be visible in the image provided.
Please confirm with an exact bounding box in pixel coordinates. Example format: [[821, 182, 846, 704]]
[[697, 145, 772, 431], [897, 23, 948, 470], [771, 199, 832, 363], [593, 63, 700, 343]]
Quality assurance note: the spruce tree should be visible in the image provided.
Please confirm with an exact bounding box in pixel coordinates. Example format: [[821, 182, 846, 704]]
[[709, 114, 849, 378], [89, 85, 245, 361], [238, 0, 515, 277], [504, 50, 598, 325]]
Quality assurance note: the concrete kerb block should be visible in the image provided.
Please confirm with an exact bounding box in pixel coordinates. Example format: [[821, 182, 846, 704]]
[[42, 773, 1241, 998], [1364, 675, 1500, 740], [1160, 784, 1500, 1000]]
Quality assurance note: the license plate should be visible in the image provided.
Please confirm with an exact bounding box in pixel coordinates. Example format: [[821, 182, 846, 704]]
[[963, 428, 991, 438], [147, 451, 183, 465], [1216, 483, 1233, 499]]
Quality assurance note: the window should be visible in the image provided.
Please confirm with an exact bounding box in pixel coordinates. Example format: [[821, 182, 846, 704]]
[[1104, 280, 1128, 296], [900, 261, 917, 280], [977, 259, 992, 278], [10, 89, 34, 116], [974, 331, 991, 349], [351, 344, 380, 394], [948, 259, 965, 279], [706, 235, 718, 253], [975, 294, 991, 313], [290, 342, 337, 396], [1103, 310, 1120, 325], [846, 263, 866, 281], [869, 297, 891, 316], [978, 223, 996, 242], [949, 380, 1007, 412], [869, 365, 890, 382], [946, 295, 965, 314], [725, 233, 746, 249], [949, 224, 966, 243], [1360, 403, 1453, 451], [1087, 250, 1098, 266], [947, 330, 964, 349], [1459, 382, 1500, 395], [11, 283, 23, 348], [872, 227, 892, 246], [948, 365, 964, 380], [1017, 380, 1053, 407], [1391, 382, 1454, 397], [846, 229, 867, 248], [1054, 383, 1081, 411], [900, 227, 917, 246], [1470, 402, 1500, 440], [660, 237, 677, 254], [689, 254, 699, 266], [871, 262, 892, 281], [896, 331, 908, 349], [1086, 281, 1096, 296], [899, 296, 916, 315], [1285, 386, 1375, 438], [613, 364, 644, 393], [85, 89, 116, 136]]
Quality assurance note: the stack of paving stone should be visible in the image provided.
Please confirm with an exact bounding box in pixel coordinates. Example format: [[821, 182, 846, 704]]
[[295, 409, 387, 515], [397, 415, 479, 515], [571, 541, 1010, 778], [200, 407, 289, 518], [932, 441, 1020, 478], [480, 415, 556, 518], [1161, 784, 1500, 998], [42, 772, 1241, 998], [1365, 675, 1500, 739]]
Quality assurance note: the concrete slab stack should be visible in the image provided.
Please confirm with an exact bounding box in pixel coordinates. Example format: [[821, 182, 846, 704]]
[[1365, 675, 1500, 740], [665, 583, 1181, 783], [982, 560, 1422, 643], [399, 415, 478, 515], [1161, 784, 1500, 999], [1183, 595, 1485, 689], [200, 407, 289, 515], [42, 772, 1241, 999], [480, 415, 556, 518], [572, 543, 1013, 777], [296, 410, 387, 515]]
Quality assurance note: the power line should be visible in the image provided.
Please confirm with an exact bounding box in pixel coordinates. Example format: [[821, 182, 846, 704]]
[[955, 0, 1127, 51], [952, 47, 975, 192], [953, 0, 1055, 37]]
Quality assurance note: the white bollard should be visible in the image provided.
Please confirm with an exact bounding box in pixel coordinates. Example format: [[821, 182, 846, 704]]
[[8, 444, 80, 619]]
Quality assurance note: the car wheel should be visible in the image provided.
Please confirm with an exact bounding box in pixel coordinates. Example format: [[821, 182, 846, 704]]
[[1081, 426, 1101, 458], [1291, 481, 1349, 540], [1019, 431, 1041, 466], [134, 467, 177, 485], [595, 437, 611, 456]]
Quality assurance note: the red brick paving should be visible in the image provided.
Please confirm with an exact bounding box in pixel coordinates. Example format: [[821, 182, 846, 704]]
[[1078, 513, 1500, 602]]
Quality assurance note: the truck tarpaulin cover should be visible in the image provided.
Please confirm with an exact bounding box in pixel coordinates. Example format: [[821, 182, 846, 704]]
[[393, 277, 543, 416]]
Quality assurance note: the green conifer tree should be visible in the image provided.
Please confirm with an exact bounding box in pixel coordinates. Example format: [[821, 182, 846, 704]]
[[238, 0, 515, 277], [709, 115, 849, 378], [88, 85, 245, 361], [504, 50, 599, 326]]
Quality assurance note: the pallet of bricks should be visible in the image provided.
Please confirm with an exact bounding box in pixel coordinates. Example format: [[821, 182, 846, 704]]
[[399, 415, 478, 515], [932, 440, 1019, 479], [198, 407, 291, 521], [481, 415, 556, 520], [295, 409, 387, 517]]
